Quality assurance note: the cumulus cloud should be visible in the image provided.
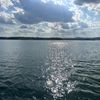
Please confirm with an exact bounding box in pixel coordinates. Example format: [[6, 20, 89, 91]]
[[0, 21, 100, 38], [0, 0, 24, 24], [0, 0, 100, 38], [0, 0, 74, 24], [0, 0, 100, 24], [74, 0, 100, 12], [72, 0, 100, 23], [15, 0, 73, 24], [0, 12, 15, 24]]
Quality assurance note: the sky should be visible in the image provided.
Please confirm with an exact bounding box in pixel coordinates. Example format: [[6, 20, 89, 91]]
[[0, 0, 100, 37]]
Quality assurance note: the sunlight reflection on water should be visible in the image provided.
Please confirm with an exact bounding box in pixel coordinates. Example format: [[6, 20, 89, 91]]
[[45, 41, 76, 99]]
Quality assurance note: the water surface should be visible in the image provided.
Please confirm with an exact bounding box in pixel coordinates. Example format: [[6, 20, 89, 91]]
[[0, 40, 100, 100]]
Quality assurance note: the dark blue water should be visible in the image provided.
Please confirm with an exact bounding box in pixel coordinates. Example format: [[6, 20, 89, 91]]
[[0, 40, 100, 100]]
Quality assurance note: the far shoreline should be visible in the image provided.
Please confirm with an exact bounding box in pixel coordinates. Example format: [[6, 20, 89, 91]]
[[0, 37, 100, 40]]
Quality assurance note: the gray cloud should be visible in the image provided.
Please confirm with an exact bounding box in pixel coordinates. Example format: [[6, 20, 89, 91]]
[[74, 0, 100, 5], [15, 0, 73, 24], [0, 16, 13, 24], [0, 0, 74, 24]]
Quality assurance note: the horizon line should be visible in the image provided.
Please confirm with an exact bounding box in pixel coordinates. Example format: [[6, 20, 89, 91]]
[[0, 37, 100, 40]]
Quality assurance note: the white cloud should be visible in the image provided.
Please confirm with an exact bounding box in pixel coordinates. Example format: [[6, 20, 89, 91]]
[[41, 0, 66, 5], [0, 11, 15, 24], [0, 0, 24, 24], [0, 21, 95, 37], [0, 0, 13, 8], [84, 3, 100, 11]]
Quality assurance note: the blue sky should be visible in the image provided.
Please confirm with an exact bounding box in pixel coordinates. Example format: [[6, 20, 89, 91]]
[[0, 0, 100, 37]]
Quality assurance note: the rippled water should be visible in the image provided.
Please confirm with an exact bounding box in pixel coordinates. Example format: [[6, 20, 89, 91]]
[[0, 40, 100, 100]]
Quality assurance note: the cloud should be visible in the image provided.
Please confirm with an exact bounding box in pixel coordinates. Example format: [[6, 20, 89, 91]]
[[74, 0, 100, 11], [0, 21, 91, 37], [0, 12, 15, 24], [74, 0, 100, 5], [15, 0, 73, 24], [0, 0, 24, 24], [72, 0, 100, 23], [0, 0, 74, 24], [0, 0, 100, 28]]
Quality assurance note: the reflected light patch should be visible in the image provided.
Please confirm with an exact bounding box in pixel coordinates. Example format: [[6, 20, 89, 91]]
[[52, 41, 66, 48], [44, 41, 76, 99]]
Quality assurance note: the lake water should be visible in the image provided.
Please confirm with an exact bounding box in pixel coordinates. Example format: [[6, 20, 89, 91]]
[[0, 40, 100, 100]]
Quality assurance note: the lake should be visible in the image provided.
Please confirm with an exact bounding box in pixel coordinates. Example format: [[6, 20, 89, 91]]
[[0, 40, 100, 100]]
